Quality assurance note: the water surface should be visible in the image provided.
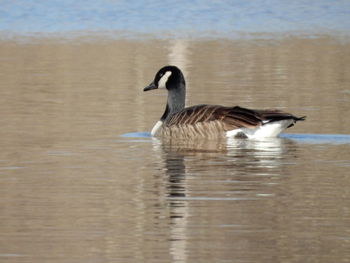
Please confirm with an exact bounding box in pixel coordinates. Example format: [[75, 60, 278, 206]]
[[0, 37, 349, 262]]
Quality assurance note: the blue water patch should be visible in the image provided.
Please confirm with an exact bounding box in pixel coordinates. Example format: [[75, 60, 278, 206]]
[[1, 0, 350, 37], [281, 133, 350, 145], [121, 132, 152, 138], [121, 132, 350, 145]]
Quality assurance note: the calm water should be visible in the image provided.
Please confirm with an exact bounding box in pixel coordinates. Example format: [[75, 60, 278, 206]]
[[1, 2, 350, 261], [0, 36, 349, 263]]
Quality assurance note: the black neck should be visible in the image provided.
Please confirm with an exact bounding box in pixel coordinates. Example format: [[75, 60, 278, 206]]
[[160, 79, 186, 122]]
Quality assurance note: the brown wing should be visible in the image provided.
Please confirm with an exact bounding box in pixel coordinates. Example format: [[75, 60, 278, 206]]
[[161, 105, 258, 138], [166, 105, 259, 128], [166, 105, 304, 129], [161, 105, 304, 138]]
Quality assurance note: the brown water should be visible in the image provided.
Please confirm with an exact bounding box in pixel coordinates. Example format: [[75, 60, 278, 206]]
[[0, 36, 350, 263]]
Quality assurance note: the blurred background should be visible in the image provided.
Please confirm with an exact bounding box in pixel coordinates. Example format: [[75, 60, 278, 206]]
[[1, 0, 350, 38]]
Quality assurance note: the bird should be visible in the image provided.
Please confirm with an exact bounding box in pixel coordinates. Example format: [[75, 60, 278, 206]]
[[144, 65, 305, 139]]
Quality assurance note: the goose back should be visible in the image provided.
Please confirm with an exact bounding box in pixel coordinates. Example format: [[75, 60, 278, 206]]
[[156, 104, 303, 139]]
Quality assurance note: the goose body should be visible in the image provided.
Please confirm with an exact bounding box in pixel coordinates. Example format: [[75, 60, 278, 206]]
[[144, 66, 305, 139]]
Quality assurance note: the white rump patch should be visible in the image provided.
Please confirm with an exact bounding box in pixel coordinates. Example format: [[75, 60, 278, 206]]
[[226, 120, 294, 139], [158, 71, 172, 89], [151, 120, 163, 136]]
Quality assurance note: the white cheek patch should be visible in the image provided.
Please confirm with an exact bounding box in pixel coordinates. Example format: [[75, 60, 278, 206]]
[[158, 71, 172, 89]]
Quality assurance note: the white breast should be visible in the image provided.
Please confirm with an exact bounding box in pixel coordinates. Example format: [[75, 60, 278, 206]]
[[151, 121, 163, 136]]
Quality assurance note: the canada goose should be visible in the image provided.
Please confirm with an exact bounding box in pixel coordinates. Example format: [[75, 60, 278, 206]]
[[144, 65, 305, 139]]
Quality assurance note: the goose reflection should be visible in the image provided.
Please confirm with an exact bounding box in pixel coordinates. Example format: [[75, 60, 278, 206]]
[[162, 147, 186, 199], [151, 136, 298, 200], [151, 136, 298, 263]]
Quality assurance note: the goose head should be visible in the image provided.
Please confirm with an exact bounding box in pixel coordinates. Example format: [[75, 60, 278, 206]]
[[144, 65, 185, 91], [144, 66, 186, 121]]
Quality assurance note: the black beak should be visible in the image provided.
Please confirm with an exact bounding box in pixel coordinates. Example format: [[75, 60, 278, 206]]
[[144, 82, 158, 92]]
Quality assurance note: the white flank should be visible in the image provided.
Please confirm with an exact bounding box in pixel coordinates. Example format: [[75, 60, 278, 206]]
[[226, 120, 294, 139], [151, 121, 163, 136], [158, 71, 172, 89]]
